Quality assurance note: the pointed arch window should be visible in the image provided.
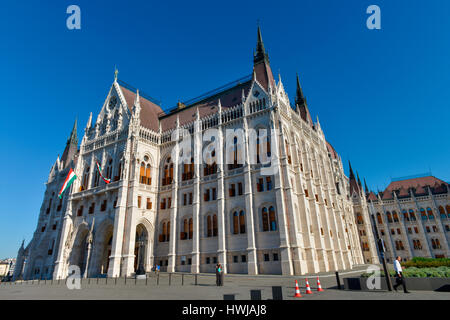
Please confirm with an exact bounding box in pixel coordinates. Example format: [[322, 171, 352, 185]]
[[239, 211, 246, 234], [233, 211, 239, 234], [392, 211, 399, 223], [228, 136, 243, 170], [420, 208, 427, 221], [427, 207, 434, 220], [207, 216, 212, 237], [402, 210, 409, 221], [188, 218, 193, 239], [409, 209, 416, 221], [376, 212, 383, 224], [81, 166, 90, 191], [386, 212, 393, 223], [162, 157, 173, 186], [212, 214, 218, 237], [269, 206, 277, 231], [439, 206, 447, 219], [262, 207, 269, 231], [446, 205, 450, 218]]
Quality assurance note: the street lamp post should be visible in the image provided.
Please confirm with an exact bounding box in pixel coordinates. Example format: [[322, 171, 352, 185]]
[[371, 214, 393, 291]]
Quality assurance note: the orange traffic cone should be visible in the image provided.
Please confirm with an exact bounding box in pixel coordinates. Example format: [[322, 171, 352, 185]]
[[305, 278, 313, 294], [294, 280, 302, 298], [316, 277, 324, 292]]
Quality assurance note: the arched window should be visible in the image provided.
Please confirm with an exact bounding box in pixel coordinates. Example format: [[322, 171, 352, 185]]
[[233, 211, 239, 234], [356, 213, 364, 225], [188, 218, 193, 239], [162, 157, 173, 186], [228, 136, 243, 170], [262, 207, 269, 231], [146, 164, 151, 185], [167, 221, 170, 242], [431, 239, 436, 249], [183, 157, 195, 181], [376, 212, 383, 224], [420, 208, 427, 221], [116, 160, 123, 181], [439, 206, 447, 219], [81, 166, 90, 191], [204, 149, 217, 176], [181, 219, 188, 240], [402, 210, 409, 221], [239, 211, 246, 234], [207, 216, 212, 237], [285, 139, 292, 164], [409, 209, 416, 221], [106, 159, 113, 181], [269, 206, 277, 231], [140, 162, 146, 184], [393, 211, 399, 223], [212, 214, 218, 237], [446, 205, 450, 218], [160, 222, 167, 242], [427, 207, 434, 220], [386, 212, 393, 223]]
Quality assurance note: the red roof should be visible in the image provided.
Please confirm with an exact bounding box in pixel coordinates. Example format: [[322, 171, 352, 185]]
[[326, 141, 338, 159], [384, 176, 446, 193], [159, 80, 252, 132], [120, 85, 164, 132]]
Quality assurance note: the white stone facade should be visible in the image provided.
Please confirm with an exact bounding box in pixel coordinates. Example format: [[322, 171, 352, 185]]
[[14, 29, 369, 280]]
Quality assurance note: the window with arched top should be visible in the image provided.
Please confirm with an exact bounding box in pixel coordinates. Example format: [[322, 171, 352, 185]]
[[232, 211, 246, 234], [402, 210, 409, 221], [81, 166, 90, 191], [376, 212, 383, 224], [262, 207, 269, 231], [183, 157, 195, 181], [162, 157, 173, 186], [427, 207, 434, 220], [206, 214, 218, 237], [285, 139, 292, 164], [207, 216, 212, 237], [204, 150, 217, 176], [159, 222, 169, 242], [188, 218, 193, 239], [409, 209, 416, 221], [356, 213, 364, 225], [420, 208, 427, 220], [269, 206, 277, 231], [106, 159, 113, 181], [239, 211, 246, 234], [439, 206, 447, 219], [393, 211, 399, 223], [228, 136, 243, 170], [446, 205, 450, 218], [386, 212, 393, 223]]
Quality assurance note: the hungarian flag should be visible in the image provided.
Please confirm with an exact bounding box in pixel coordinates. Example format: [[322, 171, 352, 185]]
[[96, 161, 111, 184], [58, 168, 77, 199]]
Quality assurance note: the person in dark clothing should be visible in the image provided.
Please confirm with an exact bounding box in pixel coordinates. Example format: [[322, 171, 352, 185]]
[[215, 263, 223, 286], [393, 256, 410, 293]]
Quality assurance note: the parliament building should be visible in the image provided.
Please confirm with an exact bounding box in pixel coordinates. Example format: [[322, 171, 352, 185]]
[[13, 28, 376, 280]]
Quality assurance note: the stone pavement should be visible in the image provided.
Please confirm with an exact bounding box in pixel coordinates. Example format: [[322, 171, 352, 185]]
[[1, 266, 449, 300]]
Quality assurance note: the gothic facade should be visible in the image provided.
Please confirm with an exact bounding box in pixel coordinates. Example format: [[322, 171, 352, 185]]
[[13, 28, 370, 280]]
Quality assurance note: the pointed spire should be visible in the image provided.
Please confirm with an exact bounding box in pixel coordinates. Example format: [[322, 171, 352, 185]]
[[114, 66, 119, 82], [69, 118, 78, 145], [252, 25, 275, 92], [364, 178, 369, 193], [357, 171, 362, 187], [135, 89, 140, 105], [348, 160, 355, 180], [295, 73, 306, 105], [218, 99, 222, 114], [86, 112, 92, 129]]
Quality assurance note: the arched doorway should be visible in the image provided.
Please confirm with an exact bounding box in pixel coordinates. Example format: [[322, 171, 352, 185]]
[[134, 224, 148, 275], [69, 228, 89, 276]]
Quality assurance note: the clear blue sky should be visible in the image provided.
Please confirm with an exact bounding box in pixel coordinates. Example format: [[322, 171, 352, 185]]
[[0, 0, 449, 258]]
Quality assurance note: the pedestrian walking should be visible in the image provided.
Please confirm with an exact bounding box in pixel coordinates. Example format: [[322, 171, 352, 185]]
[[393, 256, 410, 293], [155, 264, 160, 275]]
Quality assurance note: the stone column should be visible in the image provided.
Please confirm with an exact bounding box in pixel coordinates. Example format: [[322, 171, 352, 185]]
[[191, 112, 202, 273]]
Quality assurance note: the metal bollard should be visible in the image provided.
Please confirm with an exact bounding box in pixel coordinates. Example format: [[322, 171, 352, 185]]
[[106, 276, 108, 285], [135, 276, 137, 285], [146, 276, 148, 286], [97, 275, 99, 285], [195, 274, 198, 286], [335, 271, 342, 290], [115, 277, 117, 285], [169, 273, 172, 286], [182, 274, 184, 286], [125, 275, 127, 285], [157, 273, 160, 285]]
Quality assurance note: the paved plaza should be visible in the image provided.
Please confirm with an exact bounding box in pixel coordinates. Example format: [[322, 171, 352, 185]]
[[1, 266, 449, 300]]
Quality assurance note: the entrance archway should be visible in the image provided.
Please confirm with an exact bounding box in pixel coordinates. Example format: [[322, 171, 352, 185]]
[[69, 227, 89, 275], [134, 224, 148, 274]]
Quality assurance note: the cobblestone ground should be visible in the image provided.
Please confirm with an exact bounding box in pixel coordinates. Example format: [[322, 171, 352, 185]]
[[1, 266, 449, 300]]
